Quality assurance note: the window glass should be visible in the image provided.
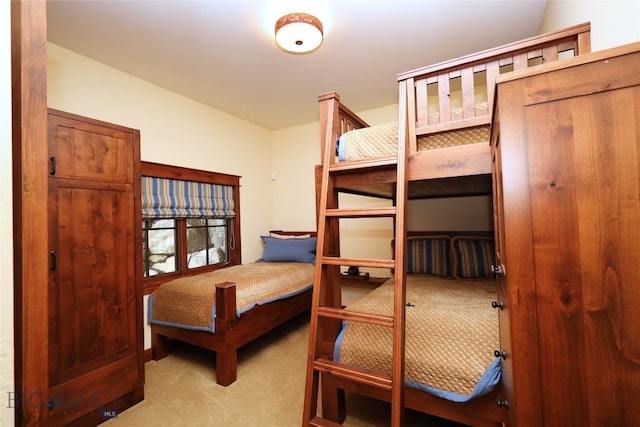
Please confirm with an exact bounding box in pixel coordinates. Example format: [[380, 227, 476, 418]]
[[186, 218, 228, 269], [209, 218, 229, 265], [142, 219, 177, 277]]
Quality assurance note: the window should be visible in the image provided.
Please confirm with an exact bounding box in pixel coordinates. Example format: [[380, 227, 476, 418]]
[[140, 162, 241, 292], [142, 218, 177, 277], [186, 218, 229, 268]]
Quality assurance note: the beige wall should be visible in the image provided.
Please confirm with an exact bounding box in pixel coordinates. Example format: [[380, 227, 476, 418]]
[[1, 2, 14, 425], [270, 121, 320, 231], [540, 0, 639, 51]]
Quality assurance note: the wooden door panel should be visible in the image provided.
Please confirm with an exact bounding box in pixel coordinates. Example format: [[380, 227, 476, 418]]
[[526, 85, 640, 426], [48, 355, 140, 426], [50, 182, 136, 386], [526, 95, 587, 426], [47, 108, 142, 425], [568, 87, 640, 425], [48, 114, 133, 183]]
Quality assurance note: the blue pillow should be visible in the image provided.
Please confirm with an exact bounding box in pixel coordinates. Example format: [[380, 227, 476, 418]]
[[257, 236, 317, 265]]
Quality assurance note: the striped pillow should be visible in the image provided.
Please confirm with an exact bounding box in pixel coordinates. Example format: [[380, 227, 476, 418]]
[[405, 236, 451, 276], [452, 236, 495, 279]]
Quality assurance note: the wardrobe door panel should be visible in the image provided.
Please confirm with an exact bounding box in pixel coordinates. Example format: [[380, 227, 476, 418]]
[[48, 114, 134, 183], [49, 181, 135, 385], [526, 85, 640, 426], [47, 109, 142, 426]]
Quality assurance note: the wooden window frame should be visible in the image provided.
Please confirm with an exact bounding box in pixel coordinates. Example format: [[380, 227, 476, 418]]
[[140, 161, 241, 294]]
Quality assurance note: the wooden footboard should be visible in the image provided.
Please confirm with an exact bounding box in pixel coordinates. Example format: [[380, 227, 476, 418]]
[[151, 279, 313, 386]]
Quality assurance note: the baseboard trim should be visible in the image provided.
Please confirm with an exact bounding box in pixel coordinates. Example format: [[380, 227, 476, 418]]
[[144, 348, 152, 363]]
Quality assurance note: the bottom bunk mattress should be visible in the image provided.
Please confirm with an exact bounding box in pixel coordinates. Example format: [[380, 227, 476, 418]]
[[149, 262, 314, 332], [334, 274, 500, 402]]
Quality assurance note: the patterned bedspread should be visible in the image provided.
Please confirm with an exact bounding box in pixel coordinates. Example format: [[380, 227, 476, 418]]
[[149, 262, 314, 332], [337, 116, 490, 161], [334, 274, 500, 401], [337, 122, 398, 161]]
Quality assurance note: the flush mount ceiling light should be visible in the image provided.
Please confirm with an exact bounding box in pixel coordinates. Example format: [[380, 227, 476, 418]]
[[274, 12, 323, 54]]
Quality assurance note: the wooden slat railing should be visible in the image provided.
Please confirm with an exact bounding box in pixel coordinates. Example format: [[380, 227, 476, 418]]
[[398, 22, 591, 146]]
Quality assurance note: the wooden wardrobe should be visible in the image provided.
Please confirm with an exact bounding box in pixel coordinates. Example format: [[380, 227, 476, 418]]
[[47, 109, 144, 425], [490, 43, 640, 426]]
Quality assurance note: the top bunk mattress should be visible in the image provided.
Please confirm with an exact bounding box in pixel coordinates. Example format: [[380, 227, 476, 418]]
[[149, 261, 314, 332], [337, 121, 490, 162]]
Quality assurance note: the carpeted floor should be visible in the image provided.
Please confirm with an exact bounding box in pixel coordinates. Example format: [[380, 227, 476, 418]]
[[105, 285, 467, 426]]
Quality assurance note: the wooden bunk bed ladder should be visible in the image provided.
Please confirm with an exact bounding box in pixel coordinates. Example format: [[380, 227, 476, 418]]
[[302, 86, 410, 426]]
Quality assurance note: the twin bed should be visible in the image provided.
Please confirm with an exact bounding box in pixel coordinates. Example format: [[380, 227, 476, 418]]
[[149, 231, 316, 386], [313, 23, 591, 426]]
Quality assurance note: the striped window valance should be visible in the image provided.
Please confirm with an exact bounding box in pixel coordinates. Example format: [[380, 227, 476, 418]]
[[141, 176, 235, 218]]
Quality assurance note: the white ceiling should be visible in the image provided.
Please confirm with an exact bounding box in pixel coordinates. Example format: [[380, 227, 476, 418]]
[[47, 0, 548, 130]]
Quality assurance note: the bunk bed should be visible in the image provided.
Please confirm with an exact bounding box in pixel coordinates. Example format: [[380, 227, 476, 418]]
[[149, 231, 316, 386], [313, 23, 591, 426]]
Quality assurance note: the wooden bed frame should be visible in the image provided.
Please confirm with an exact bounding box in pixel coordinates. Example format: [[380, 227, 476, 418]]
[[314, 24, 591, 427], [321, 231, 504, 427], [151, 230, 315, 386], [315, 22, 591, 201]]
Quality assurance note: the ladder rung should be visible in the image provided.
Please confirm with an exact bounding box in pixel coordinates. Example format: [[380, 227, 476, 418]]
[[328, 156, 397, 173], [308, 416, 344, 427], [325, 207, 396, 218], [313, 358, 392, 390], [321, 256, 395, 269], [317, 306, 394, 327]]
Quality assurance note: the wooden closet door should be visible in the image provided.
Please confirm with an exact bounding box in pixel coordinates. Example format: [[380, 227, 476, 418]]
[[47, 111, 142, 426], [47, 115, 133, 183], [523, 57, 640, 426]]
